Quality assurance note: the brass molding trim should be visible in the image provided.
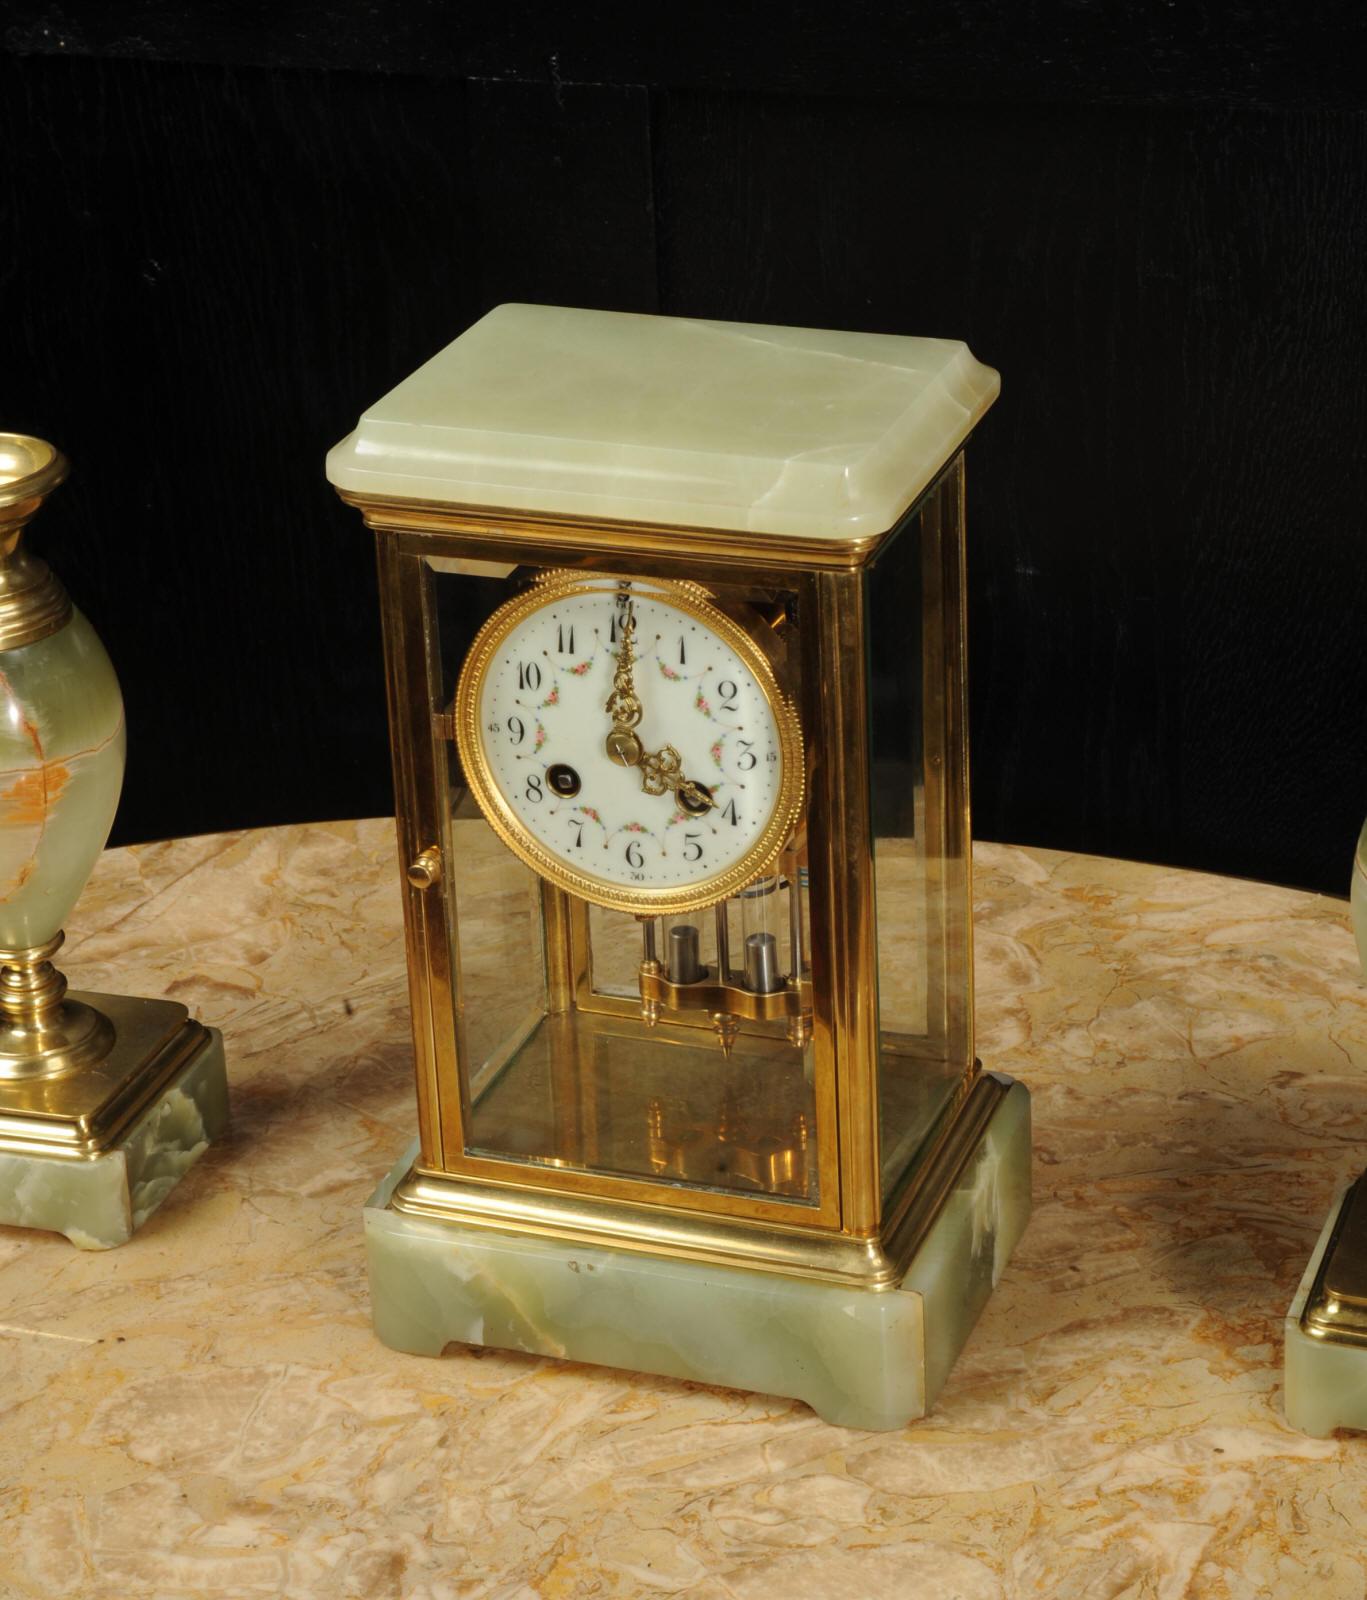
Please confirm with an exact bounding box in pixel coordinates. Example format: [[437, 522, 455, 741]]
[[879, 1063, 999, 1267], [1301, 1173, 1367, 1346], [453, 573, 805, 916], [339, 491, 891, 572], [0, 558, 72, 651], [0, 994, 206, 1160], [389, 1071, 1010, 1289]]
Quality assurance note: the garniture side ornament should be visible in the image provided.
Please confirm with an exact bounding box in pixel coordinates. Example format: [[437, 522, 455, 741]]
[[0, 434, 229, 1247]]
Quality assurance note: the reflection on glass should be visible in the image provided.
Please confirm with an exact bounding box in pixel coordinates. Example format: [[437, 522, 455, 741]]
[[585, 902, 642, 999], [465, 1012, 816, 1202]]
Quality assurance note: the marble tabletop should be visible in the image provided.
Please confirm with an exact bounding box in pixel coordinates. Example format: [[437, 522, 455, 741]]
[[2, 820, 1365, 1599]]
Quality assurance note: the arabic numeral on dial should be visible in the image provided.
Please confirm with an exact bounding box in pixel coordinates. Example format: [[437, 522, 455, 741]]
[[625, 840, 644, 869], [683, 833, 703, 862], [722, 799, 740, 827], [507, 715, 525, 745], [518, 661, 542, 691], [525, 773, 543, 804], [736, 739, 756, 770]]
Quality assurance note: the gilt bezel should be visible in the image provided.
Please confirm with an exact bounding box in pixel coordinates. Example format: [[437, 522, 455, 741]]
[[454, 574, 805, 915]]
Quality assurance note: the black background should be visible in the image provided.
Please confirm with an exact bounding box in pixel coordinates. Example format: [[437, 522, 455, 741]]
[[2, 3, 1364, 894]]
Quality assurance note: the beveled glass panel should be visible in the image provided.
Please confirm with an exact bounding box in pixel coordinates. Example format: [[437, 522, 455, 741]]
[[867, 458, 975, 1201], [430, 561, 551, 1106], [430, 558, 818, 1205]]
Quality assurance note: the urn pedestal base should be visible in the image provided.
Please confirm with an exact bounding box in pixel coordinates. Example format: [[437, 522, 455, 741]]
[[1284, 1174, 1367, 1438], [364, 1078, 1029, 1431], [0, 993, 228, 1249]]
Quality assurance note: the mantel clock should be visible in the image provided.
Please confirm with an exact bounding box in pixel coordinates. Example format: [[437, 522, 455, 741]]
[[328, 304, 1030, 1430]]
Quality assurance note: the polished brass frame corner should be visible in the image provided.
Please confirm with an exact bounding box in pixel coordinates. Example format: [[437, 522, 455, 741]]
[[1301, 1173, 1367, 1347]]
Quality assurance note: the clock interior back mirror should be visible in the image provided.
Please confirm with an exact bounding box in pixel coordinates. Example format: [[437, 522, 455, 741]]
[[456, 578, 803, 913]]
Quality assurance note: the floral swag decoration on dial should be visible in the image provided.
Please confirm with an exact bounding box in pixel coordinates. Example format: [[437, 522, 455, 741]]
[[453, 573, 805, 916]]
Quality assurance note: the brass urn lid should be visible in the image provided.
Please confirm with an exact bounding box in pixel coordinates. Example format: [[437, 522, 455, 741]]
[[0, 433, 73, 649]]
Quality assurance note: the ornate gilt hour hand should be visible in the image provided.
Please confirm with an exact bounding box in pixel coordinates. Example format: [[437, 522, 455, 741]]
[[605, 593, 713, 816], [641, 746, 713, 816], [639, 744, 683, 795]]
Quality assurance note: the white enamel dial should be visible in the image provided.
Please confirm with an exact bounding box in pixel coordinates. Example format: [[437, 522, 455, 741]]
[[455, 579, 803, 914]]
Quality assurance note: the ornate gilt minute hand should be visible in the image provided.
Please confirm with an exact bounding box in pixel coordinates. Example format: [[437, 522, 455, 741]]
[[605, 595, 713, 817], [604, 597, 645, 769]]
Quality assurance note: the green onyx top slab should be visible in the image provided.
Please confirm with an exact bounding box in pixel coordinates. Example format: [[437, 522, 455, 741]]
[[0, 610, 125, 948], [326, 304, 1000, 540]]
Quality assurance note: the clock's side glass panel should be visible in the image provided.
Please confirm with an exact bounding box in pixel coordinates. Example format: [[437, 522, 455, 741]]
[[866, 458, 975, 1202], [429, 558, 819, 1208], [430, 561, 552, 1107]]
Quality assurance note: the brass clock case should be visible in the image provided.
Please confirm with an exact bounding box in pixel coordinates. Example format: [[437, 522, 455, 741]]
[[454, 573, 805, 915]]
